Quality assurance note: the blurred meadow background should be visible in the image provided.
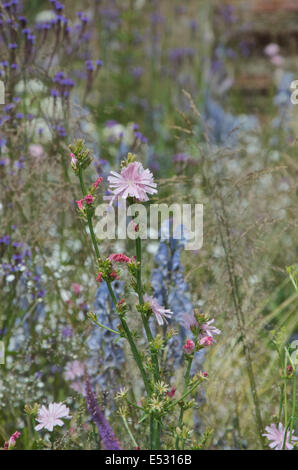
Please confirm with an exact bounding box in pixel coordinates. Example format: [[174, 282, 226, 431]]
[[0, 0, 297, 450]]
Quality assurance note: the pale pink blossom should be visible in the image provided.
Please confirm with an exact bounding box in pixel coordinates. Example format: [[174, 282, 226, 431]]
[[264, 43, 280, 57], [183, 339, 195, 354], [29, 144, 44, 158], [270, 55, 284, 67], [64, 360, 85, 381], [144, 294, 172, 326], [201, 319, 221, 339], [72, 283, 82, 295], [35, 403, 71, 432], [107, 161, 157, 204], [181, 313, 198, 330], [263, 423, 298, 450], [199, 336, 213, 347]]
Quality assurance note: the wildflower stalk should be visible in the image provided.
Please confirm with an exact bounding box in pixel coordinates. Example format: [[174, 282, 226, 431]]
[[176, 356, 193, 449], [290, 367, 297, 439], [120, 414, 138, 449], [77, 168, 151, 398], [284, 353, 288, 427], [135, 235, 161, 449], [135, 237, 160, 381]]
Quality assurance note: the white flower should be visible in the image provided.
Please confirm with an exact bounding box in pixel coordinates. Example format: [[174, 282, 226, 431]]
[[35, 403, 71, 432]]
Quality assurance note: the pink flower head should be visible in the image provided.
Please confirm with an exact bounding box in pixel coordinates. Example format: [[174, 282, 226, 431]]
[[201, 371, 208, 378], [108, 253, 131, 263], [72, 283, 82, 295], [144, 294, 172, 326], [263, 423, 298, 450], [4, 431, 21, 450], [84, 194, 94, 205], [183, 339, 195, 354], [96, 272, 103, 283], [199, 336, 213, 347], [64, 360, 85, 381], [35, 403, 72, 432], [76, 199, 84, 209], [93, 177, 103, 188], [201, 319, 221, 339], [166, 386, 177, 398], [107, 161, 157, 204]]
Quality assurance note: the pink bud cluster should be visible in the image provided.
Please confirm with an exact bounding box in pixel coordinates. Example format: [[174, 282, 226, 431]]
[[76, 194, 94, 209], [4, 431, 21, 450]]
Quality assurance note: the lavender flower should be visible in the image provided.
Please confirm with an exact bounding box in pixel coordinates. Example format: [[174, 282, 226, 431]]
[[85, 376, 122, 450]]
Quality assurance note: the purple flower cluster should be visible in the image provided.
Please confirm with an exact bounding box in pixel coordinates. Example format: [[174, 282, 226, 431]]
[[85, 375, 122, 450]]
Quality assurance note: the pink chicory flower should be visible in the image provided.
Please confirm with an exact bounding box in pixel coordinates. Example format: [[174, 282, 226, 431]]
[[201, 319, 221, 339], [107, 161, 157, 204], [35, 403, 72, 432], [143, 294, 172, 326], [263, 423, 298, 450], [64, 360, 85, 381]]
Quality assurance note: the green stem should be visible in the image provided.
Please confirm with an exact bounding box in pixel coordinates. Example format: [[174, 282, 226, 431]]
[[284, 354, 288, 428], [106, 282, 151, 397], [176, 357, 193, 449], [135, 236, 160, 449], [290, 367, 297, 439], [120, 415, 138, 449], [169, 377, 203, 411], [91, 318, 120, 335]]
